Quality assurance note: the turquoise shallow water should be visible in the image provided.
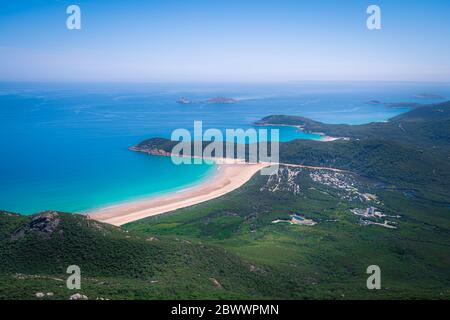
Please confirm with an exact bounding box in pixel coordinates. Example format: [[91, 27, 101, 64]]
[[0, 82, 448, 215], [261, 125, 322, 142]]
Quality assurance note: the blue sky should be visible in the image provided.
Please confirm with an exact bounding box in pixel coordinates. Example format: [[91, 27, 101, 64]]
[[1, 0, 450, 82]]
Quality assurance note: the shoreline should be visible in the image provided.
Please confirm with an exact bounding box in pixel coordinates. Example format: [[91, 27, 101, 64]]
[[90, 159, 270, 226], [84, 161, 218, 214], [255, 123, 345, 142], [89, 121, 347, 226]]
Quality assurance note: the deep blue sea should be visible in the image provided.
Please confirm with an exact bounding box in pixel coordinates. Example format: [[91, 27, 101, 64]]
[[1, 82, 449, 214]]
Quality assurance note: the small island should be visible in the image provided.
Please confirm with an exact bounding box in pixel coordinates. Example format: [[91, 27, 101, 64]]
[[206, 96, 238, 104], [365, 100, 426, 109], [413, 93, 446, 100], [176, 96, 238, 105]]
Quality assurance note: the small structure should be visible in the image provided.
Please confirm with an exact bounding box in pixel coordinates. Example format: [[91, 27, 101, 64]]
[[351, 207, 385, 218], [271, 213, 317, 226], [290, 214, 317, 226]]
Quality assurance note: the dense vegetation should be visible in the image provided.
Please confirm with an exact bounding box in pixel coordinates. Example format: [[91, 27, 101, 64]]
[[1, 101, 449, 299], [278, 139, 450, 203], [0, 211, 284, 299], [257, 101, 450, 155], [126, 168, 450, 299], [126, 100, 450, 299], [137, 102, 450, 203]]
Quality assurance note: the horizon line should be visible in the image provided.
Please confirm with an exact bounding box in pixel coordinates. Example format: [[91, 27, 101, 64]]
[[1, 79, 450, 85]]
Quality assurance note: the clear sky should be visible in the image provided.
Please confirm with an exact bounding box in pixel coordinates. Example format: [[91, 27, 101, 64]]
[[1, 0, 450, 82]]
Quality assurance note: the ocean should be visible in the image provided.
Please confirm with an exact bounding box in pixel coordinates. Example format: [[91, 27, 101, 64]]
[[1, 81, 448, 214]]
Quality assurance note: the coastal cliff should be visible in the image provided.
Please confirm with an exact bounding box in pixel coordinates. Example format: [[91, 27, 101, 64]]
[[129, 146, 172, 157], [130, 137, 178, 157]]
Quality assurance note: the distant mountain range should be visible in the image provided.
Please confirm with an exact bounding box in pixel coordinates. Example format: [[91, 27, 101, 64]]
[[364, 93, 446, 109], [413, 93, 446, 99]]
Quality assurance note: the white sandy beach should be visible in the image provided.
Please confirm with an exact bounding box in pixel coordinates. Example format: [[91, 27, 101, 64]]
[[90, 160, 270, 226]]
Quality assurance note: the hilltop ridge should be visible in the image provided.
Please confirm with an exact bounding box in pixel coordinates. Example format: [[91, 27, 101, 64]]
[[0, 211, 278, 299]]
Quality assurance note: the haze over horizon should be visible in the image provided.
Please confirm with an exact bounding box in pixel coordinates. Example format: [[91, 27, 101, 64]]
[[1, 0, 450, 83]]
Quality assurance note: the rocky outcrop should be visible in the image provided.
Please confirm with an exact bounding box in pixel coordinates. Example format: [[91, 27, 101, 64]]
[[35, 292, 53, 298], [261, 167, 301, 195], [69, 293, 88, 300], [0, 210, 19, 217], [129, 146, 172, 157], [11, 211, 61, 241], [209, 277, 223, 289], [206, 96, 238, 104]]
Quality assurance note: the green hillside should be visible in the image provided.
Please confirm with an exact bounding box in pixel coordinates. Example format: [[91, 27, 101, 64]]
[[124, 100, 450, 299], [125, 166, 450, 299], [257, 101, 450, 153], [0, 211, 283, 300], [278, 139, 450, 203]]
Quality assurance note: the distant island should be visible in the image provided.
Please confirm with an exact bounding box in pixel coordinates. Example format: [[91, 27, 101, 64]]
[[205, 96, 238, 104], [413, 93, 446, 100], [176, 96, 238, 105], [365, 100, 423, 109], [365, 94, 446, 108], [384, 102, 423, 109]]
